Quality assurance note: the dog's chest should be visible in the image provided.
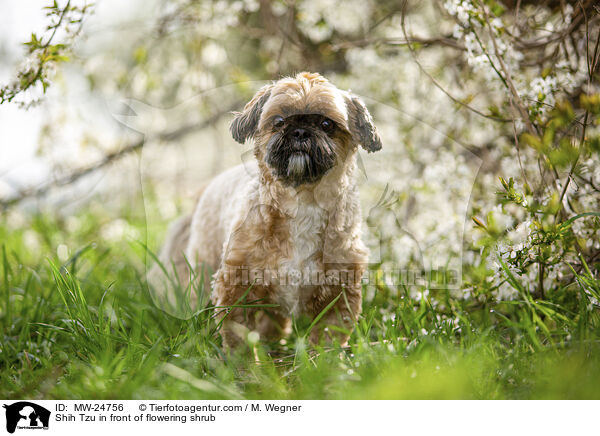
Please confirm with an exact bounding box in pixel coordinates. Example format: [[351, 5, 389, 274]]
[[275, 202, 327, 314]]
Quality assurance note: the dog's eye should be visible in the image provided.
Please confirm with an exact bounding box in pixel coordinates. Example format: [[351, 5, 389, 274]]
[[273, 116, 285, 128], [320, 118, 334, 132]]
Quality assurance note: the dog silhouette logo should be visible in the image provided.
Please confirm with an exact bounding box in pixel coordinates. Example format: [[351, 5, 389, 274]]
[[2, 402, 50, 433]]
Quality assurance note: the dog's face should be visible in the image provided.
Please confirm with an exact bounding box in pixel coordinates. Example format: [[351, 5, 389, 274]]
[[264, 113, 339, 185], [230, 72, 382, 186]]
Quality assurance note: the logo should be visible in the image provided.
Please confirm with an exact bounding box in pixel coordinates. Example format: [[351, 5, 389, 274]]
[[2, 402, 50, 434]]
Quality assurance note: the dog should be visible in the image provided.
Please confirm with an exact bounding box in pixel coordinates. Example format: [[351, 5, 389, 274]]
[[151, 72, 382, 349]]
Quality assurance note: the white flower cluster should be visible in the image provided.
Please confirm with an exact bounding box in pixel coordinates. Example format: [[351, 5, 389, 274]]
[[443, 0, 477, 25], [520, 64, 586, 120], [445, 1, 589, 125], [296, 0, 371, 42], [445, 0, 524, 91]]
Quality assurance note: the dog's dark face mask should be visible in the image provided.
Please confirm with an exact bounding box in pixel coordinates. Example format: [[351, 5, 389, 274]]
[[264, 114, 338, 186]]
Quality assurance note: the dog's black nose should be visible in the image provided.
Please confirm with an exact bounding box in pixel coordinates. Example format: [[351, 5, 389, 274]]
[[292, 128, 310, 139]]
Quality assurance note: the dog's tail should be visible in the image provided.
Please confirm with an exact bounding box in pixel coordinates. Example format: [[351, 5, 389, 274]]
[[157, 213, 193, 272], [147, 213, 196, 318]]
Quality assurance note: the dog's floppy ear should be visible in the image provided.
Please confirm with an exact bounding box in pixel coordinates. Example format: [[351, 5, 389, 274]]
[[345, 93, 382, 152], [230, 84, 273, 144]]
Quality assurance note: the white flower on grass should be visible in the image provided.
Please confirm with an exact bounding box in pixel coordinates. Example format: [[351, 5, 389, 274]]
[[65, 215, 81, 233], [23, 230, 41, 252], [57, 244, 69, 262], [247, 331, 260, 344], [100, 219, 140, 242]]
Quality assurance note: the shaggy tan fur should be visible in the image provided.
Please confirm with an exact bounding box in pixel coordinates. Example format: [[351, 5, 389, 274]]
[[151, 72, 382, 348]]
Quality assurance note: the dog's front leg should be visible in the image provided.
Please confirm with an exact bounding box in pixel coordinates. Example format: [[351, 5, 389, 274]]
[[214, 300, 257, 350], [308, 283, 362, 347], [211, 266, 256, 349], [212, 268, 290, 349]]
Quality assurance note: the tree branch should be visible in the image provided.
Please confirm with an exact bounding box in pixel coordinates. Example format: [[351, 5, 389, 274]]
[[0, 102, 240, 210]]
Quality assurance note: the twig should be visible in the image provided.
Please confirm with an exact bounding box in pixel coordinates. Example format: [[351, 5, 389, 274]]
[[555, 111, 589, 220], [555, 1, 597, 221], [333, 35, 464, 51], [478, 1, 538, 136], [399, 1, 510, 123]]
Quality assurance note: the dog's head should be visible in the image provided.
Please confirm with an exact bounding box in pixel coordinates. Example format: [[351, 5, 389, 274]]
[[230, 72, 382, 186]]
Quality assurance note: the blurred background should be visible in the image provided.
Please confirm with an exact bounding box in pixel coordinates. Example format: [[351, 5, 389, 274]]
[[0, 0, 598, 300]]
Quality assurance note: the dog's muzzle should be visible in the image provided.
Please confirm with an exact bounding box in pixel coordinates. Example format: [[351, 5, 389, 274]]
[[265, 126, 336, 186]]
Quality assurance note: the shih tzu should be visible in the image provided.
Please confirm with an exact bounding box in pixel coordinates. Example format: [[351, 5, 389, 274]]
[[151, 72, 382, 348]]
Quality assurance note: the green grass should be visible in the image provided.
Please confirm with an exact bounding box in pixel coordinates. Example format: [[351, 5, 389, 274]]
[[1, 206, 600, 400]]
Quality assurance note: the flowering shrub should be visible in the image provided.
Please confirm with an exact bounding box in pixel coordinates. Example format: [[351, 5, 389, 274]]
[[441, 1, 600, 335], [0, 1, 92, 107]]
